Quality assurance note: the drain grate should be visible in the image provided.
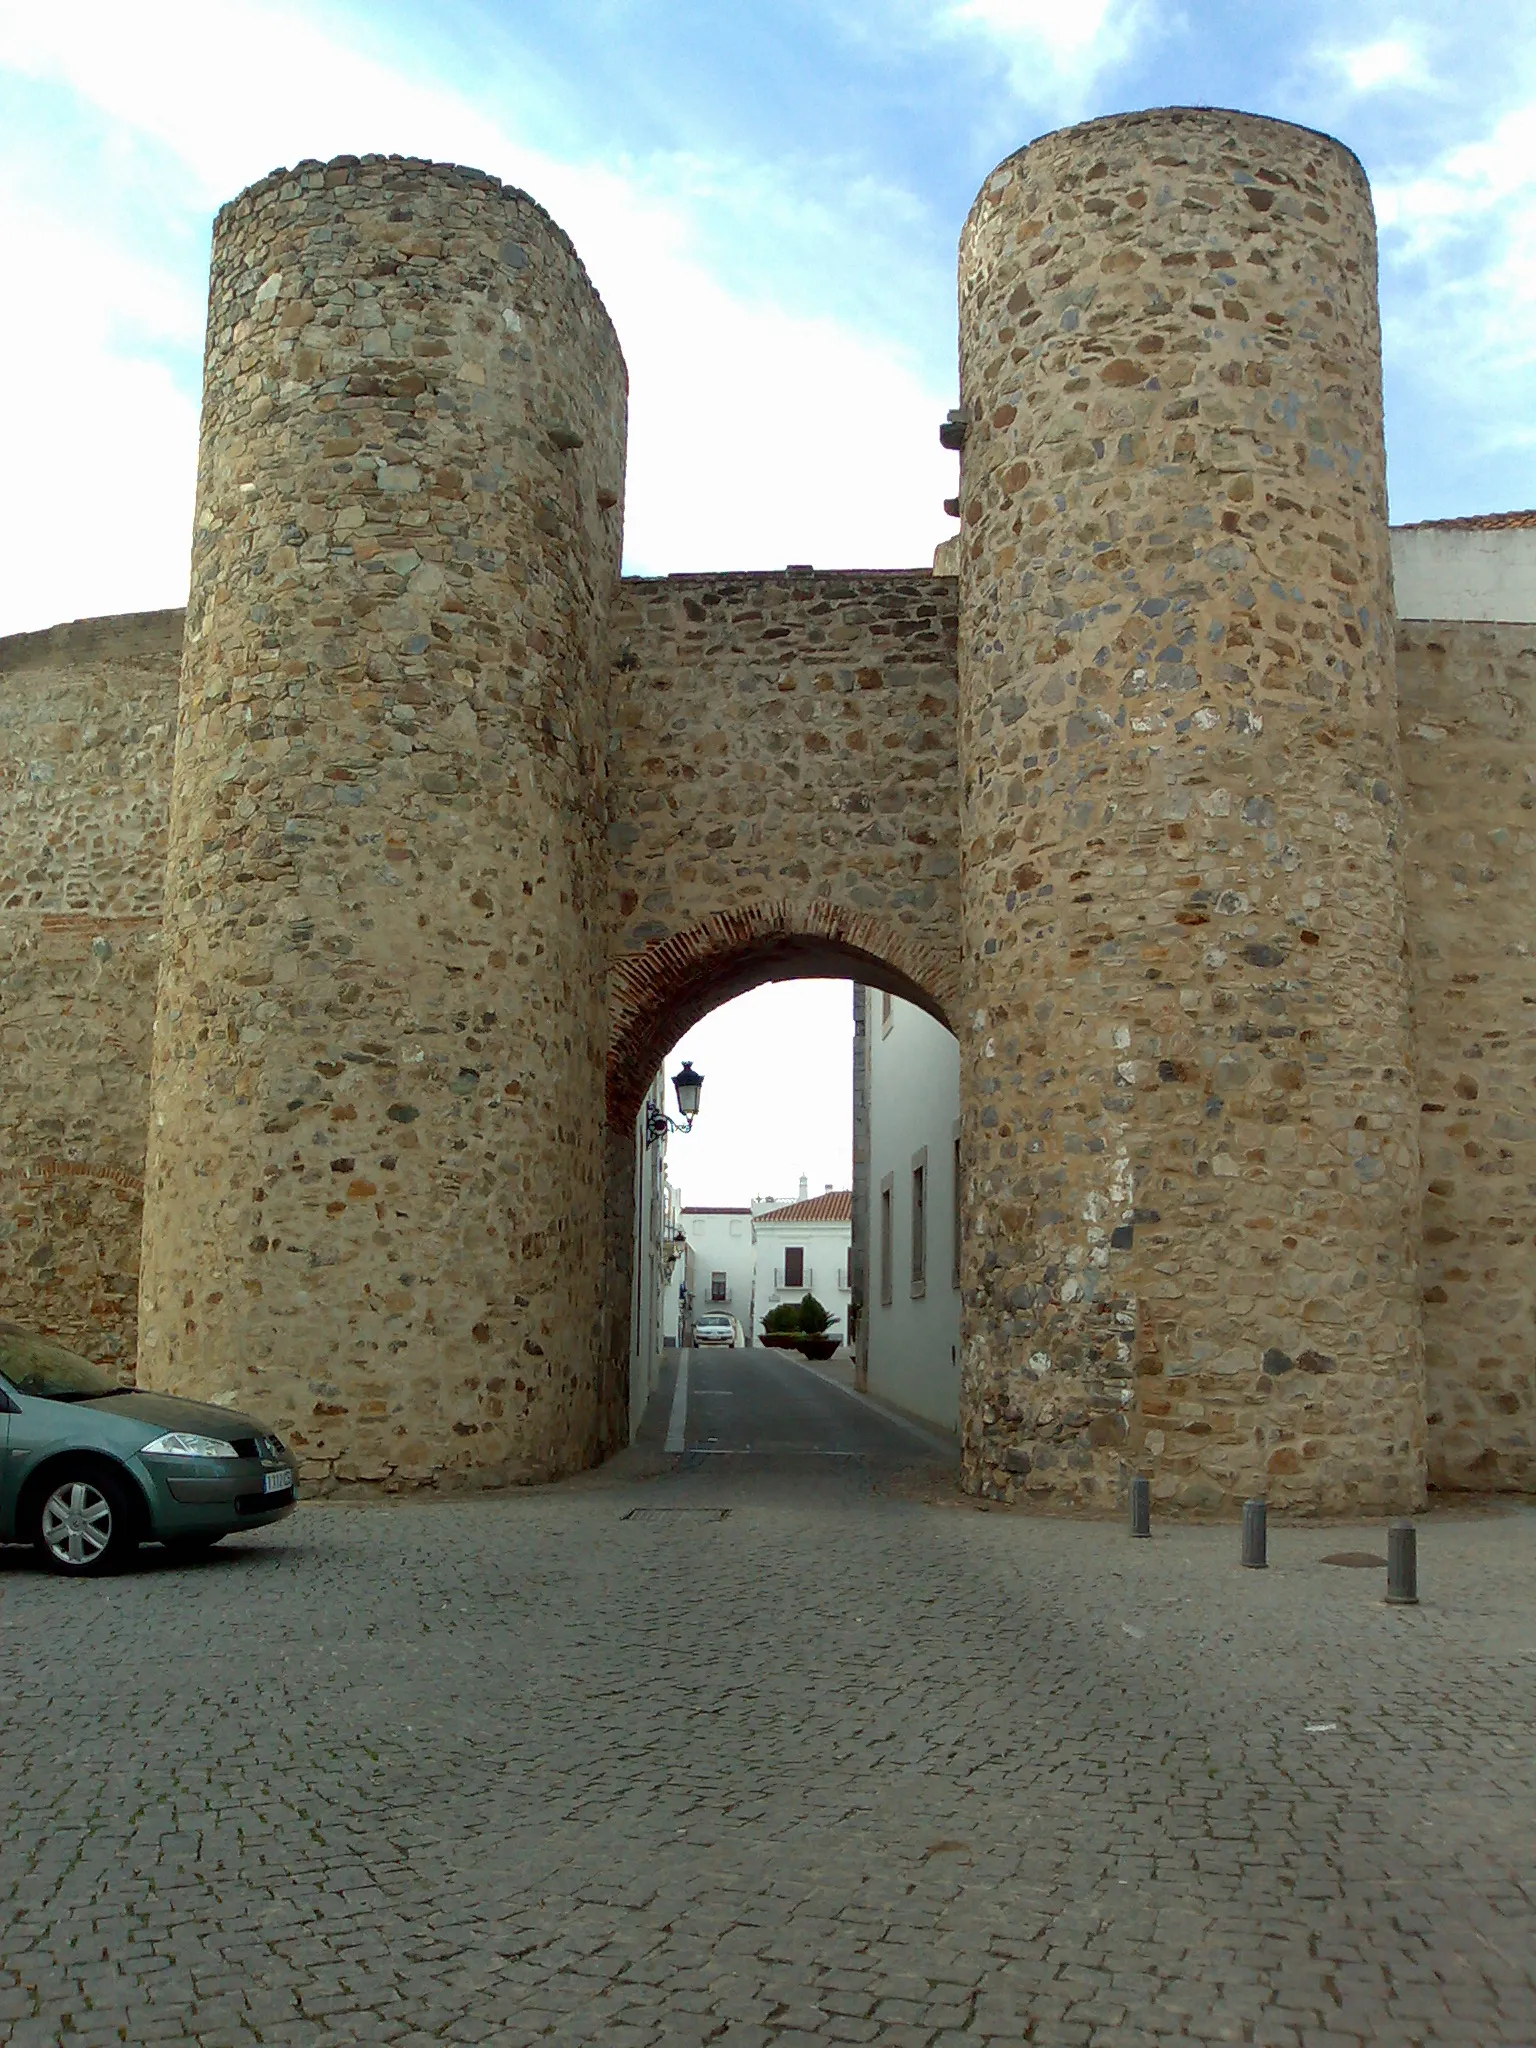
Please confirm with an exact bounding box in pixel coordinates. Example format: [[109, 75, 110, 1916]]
[[1321, 1551, 1387, 1568], [623, 1507, 731, 1520]]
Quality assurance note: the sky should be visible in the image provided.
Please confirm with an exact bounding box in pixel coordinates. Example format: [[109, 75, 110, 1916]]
[[662, 981, 855, 1210], [5, 0, 1535, 1203]]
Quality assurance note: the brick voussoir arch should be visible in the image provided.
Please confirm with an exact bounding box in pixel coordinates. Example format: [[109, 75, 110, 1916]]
[[606, 900, 959, 1127]]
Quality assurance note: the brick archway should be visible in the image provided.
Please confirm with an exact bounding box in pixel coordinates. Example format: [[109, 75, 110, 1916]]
[[598, 898, 961, 1458], [605, 898, 958, 1129]]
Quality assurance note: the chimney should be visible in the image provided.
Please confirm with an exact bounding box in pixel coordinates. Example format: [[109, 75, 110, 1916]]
[[799, 1174, 808, 1200], [824, 1182, 832, 1193]]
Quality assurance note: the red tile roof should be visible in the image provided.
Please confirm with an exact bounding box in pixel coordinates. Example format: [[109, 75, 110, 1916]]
[[756, 1190, 853, 1225], [1397, 511, 1536, 531]]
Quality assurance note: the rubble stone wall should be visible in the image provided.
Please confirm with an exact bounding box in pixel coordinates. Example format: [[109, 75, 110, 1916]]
[[0, 611, 180, 1368], [1399, 619, 1536, 1491], [605, 571, 961, 1124], [4, 119, 1534, 1511], [955, 107, 1425, 1515], [136, 155, 628, 1487]]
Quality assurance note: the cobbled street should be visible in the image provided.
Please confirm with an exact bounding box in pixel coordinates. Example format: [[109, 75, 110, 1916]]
[[3, 1349, 1535, 2047]]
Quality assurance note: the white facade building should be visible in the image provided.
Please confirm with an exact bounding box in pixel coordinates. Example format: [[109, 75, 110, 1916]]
[[680, 1206, 754, 1340], [629, 1072, 684, 1440], [751, 1187, 853, 1341], [853, 988, 961, 1434]]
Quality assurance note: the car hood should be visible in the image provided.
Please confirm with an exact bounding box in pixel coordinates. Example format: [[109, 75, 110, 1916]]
[[77, 1390, 272, 1441]]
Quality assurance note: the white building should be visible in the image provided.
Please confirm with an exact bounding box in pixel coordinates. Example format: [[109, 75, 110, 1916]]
[[852, 988, 961, 1434], [629, 1072, 684, 1440], [680, 1205, 754, 1340], [751, 1184, 853, 1342]]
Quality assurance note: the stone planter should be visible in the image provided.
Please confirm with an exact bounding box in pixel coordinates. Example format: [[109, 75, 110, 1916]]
[[795, 1337, 840, 1362], [759, 1332, 800, 1350]]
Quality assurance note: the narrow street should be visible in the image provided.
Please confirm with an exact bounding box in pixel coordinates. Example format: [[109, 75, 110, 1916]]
[[642, 1343, 951, 1463], [2, 1356, 1534, 2046]]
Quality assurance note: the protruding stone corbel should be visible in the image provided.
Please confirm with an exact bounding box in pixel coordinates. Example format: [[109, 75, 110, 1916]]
[[939, 405, 971, 451]]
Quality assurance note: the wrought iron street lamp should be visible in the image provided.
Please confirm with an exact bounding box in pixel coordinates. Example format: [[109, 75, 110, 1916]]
[[644, 1059, 704, 1146]]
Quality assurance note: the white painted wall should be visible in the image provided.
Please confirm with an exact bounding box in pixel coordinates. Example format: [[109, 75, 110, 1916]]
[[661, 1182, 683, 1347], [751, 1210, 852, 1339], [629, 1073, 675, 1441], [1391, 524, 1536, 624], [864, 993, 961, 1433], [680, 1208, 755, 1335]]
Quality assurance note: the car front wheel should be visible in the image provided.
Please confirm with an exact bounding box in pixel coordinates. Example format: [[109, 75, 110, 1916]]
[[33, 1468, 140, 1577]]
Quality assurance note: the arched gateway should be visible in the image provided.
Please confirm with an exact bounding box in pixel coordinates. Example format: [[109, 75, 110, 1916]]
[[10, 110, 1445, 1514]]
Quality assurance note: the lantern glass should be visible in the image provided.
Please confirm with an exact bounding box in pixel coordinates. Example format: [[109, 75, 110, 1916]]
[[672, 1060, 703, 1120]]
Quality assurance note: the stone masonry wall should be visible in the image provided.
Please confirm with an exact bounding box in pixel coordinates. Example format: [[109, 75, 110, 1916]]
[[955, 109, 1425, 1515], [1399, 619, 1536, 1491], [0, 611, 180, 1369], [9, 600, 1536, 1502], [4, 121, 1535, 1510], [604, 571, 961, 1124], [137, 155, 628, 1488]]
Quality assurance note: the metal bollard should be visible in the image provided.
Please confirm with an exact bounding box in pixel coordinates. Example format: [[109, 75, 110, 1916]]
[[1129, 1474, 1151, 1538], [1241, 1498, 1267, 1570], [1386, 1520, 1419, 1606]]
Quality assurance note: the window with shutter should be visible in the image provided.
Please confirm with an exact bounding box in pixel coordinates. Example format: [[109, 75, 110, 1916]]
[[911, 1152, 927, 1297]]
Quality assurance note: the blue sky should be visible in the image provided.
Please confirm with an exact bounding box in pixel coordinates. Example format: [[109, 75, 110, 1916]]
[[4, 0, 1535, 640]]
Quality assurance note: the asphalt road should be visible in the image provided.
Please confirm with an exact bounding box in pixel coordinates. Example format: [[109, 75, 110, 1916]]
[[658, 1344, 950, 1461]]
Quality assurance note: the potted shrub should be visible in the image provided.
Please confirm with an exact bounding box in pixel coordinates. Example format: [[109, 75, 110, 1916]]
[[759, 1302, 804, 1351], [792, 1292, 841, 1362]]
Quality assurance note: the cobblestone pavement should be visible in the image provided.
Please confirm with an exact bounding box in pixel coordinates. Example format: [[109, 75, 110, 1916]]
[[3, 1355, 1535, 2046]]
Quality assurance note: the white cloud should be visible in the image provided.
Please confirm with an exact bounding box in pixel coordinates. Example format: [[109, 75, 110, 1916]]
[[1375, 99, 1536, 252], [935, 0, 1147, 105], [0, 0, 954, 642], [1373, 97, 1536, 476], [1334, 35, 1427, 94], [0, 177, 202, 634]]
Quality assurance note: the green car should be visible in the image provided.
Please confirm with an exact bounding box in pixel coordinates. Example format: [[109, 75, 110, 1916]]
[[0, 1321, 298, 1576]]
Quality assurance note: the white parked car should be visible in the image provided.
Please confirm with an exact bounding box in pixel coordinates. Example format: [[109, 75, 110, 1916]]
[[692, 1315, 738, 1347]]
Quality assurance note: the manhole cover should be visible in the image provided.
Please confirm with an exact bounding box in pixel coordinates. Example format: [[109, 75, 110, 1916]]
[[1321, 1551, 1387, 1568], [623, 1507, 731, 1520]]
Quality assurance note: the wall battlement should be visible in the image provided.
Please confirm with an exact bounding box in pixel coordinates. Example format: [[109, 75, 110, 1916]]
[[4, 112, 1533, 1508]]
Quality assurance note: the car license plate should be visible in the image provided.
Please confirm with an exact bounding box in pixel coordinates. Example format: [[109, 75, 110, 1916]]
[[263, 1469, 294, 1495]]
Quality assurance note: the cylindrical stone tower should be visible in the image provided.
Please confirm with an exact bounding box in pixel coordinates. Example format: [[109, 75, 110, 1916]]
[[139, 155, 627, 1486], [955, 109, 1425, 1514]]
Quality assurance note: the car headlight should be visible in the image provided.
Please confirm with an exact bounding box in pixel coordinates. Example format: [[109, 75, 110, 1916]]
[[140, 1432, 239, 1458]]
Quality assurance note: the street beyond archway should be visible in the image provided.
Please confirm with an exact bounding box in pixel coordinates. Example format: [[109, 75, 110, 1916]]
[[2, 1361, 1533, 2045]]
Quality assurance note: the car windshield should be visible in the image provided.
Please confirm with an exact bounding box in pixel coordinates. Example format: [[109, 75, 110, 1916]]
[[0, 1325, 124, 1401]]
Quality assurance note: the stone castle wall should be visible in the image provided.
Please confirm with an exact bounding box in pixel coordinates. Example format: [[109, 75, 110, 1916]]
[[604, 569, 960, 1123], [9, 596, 1531, 1502], [135, 155, 628, 1487], [3, 120, 1533, 1509], [0, 611, 180, 1368], [954, 108, 1424, 1514], [1399, 620, 1536, 1492]]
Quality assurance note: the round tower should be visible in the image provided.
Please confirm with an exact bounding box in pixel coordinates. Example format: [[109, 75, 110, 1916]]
[[138, 155, 627, 1485], [954, 109, 1425, 1513]]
